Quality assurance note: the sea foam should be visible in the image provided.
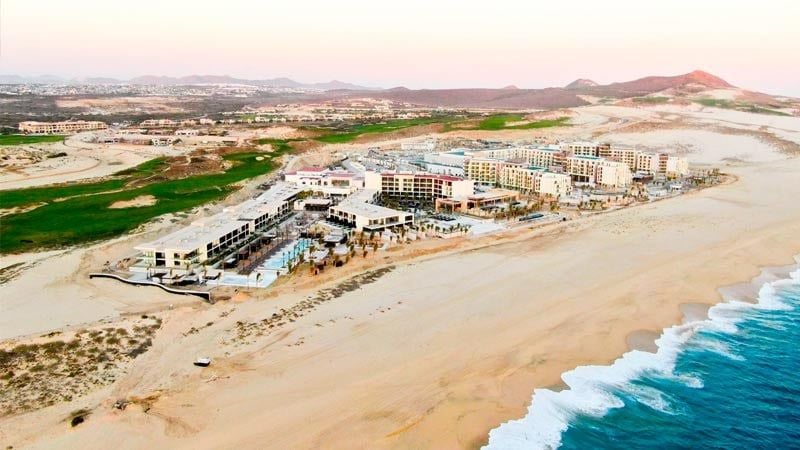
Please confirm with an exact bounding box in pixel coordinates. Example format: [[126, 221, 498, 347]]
[[483, 264, 800, 450]]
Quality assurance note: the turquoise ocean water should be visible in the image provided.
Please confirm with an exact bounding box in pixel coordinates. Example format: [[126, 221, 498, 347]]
[[485, 262, 800, 449]]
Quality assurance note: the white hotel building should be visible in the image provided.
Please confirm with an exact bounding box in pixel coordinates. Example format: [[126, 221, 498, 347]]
[[135, 183, 301, 268], [364, 170, 474, 201], [283, 167, 364, 196], [499, 165, 573, 197], [328, 189, 414, 231]]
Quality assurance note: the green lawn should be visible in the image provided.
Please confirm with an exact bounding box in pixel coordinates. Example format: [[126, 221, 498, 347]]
[[633, 96, 671, 104], [694, 99, 789, 116], [0, 158, 167, 210], [256, 138, 304, 152], [311, 117, 458, 144], [0, 135, 65, 146], [472, 115, 570, 131], [0, 149, 290, 254]]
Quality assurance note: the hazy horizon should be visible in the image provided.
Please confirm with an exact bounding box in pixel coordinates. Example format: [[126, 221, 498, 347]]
[[1, 0, 799, 96]]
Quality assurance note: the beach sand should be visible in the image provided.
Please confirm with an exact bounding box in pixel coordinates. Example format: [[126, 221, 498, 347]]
[[2, 105, 800, 448], [2, 154, 799, 449]]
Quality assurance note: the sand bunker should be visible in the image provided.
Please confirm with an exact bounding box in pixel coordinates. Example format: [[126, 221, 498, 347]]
[[109, 195, 157, 209]]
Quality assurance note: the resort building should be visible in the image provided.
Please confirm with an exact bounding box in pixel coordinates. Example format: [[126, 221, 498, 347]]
[[500, 165, 573, 197], [596, 160, 633, 188], [465, 157, 506, 186], [135, 215, 251, 269], [364, 170, 474, 201], [19, 120, 107, 134], [422, 149, 469, 168], [401, 139, 437, 152], [635, 152, 661, 174], [328, 189, 414, 231], [599, 145, 639, 171], [135, 182, 301, 268], [565, 141, 600, 157], [284, 167, 364, 196], [665, 156, 690, 177], [566, 155, 603, 183], [518, 146, 567, 170], [435, 189, 520, 213], [140, 119, 177, 128]]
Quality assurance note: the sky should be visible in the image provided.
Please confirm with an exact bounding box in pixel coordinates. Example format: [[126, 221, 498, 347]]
[[1, 0, 799, 95]]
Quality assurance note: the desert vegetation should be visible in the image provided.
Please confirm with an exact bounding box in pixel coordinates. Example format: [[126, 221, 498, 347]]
[[228, 266, 394, 345], [0, 316, 162, 416]]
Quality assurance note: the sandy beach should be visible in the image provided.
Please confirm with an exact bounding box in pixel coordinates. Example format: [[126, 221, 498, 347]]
[[1, 104, 800, 448]]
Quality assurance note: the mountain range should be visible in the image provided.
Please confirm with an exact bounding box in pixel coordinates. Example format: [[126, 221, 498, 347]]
[[1, 70, 763, 109], [321, 70, 741, 108], [0, 74, 378, 91]]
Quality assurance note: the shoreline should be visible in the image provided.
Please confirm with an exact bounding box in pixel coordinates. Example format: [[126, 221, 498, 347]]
[[3, 157, 799, 449], [1, 141, 799, 447], [484, 254, 800, 449]]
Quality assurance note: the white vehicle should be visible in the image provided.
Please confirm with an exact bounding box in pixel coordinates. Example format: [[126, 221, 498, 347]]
[[193, 357, 212, 367]]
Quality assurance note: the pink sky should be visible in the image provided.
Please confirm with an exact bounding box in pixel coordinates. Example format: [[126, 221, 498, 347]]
[[1, 0, 799, 95]]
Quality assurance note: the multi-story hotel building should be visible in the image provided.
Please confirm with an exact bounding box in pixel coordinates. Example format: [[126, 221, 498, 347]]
[[565, 141, 600, 157], [598, 145, 639, 171], [665, 155, 690, 177], [465, 157, 506, 186], [634, 152, 661, 174], [364, 170, 474, 201], [518, 146, 567, 170], [595, 160, 633, 188], [19, 120, 107, 134], [499, 165, 573, 197], [566, 155, 602, 183]]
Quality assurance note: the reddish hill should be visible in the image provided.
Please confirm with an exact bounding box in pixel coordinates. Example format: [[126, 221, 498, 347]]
[[307, 70, 737, 109], [354, 87, 590, 109], [565, 79, 599, 89], [590, 70, 733, 96]]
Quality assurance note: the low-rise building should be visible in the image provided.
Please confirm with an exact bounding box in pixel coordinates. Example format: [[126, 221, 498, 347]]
[[135, 183, 301, 268], [435, 189, 520, 213], [19, 120, 107, 134], [283, 167, 364, 196], [140, 119, 176, 128], [135, 215, 251, 269], [401, 139, 437, 152], [328, 189, 413, 231]]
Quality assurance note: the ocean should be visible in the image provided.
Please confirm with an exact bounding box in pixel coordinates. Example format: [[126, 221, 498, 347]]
[[485, 261, 800, 450]]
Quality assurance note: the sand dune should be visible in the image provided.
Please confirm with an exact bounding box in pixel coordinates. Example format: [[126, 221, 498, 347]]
[[2, 108, 800, 449]]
